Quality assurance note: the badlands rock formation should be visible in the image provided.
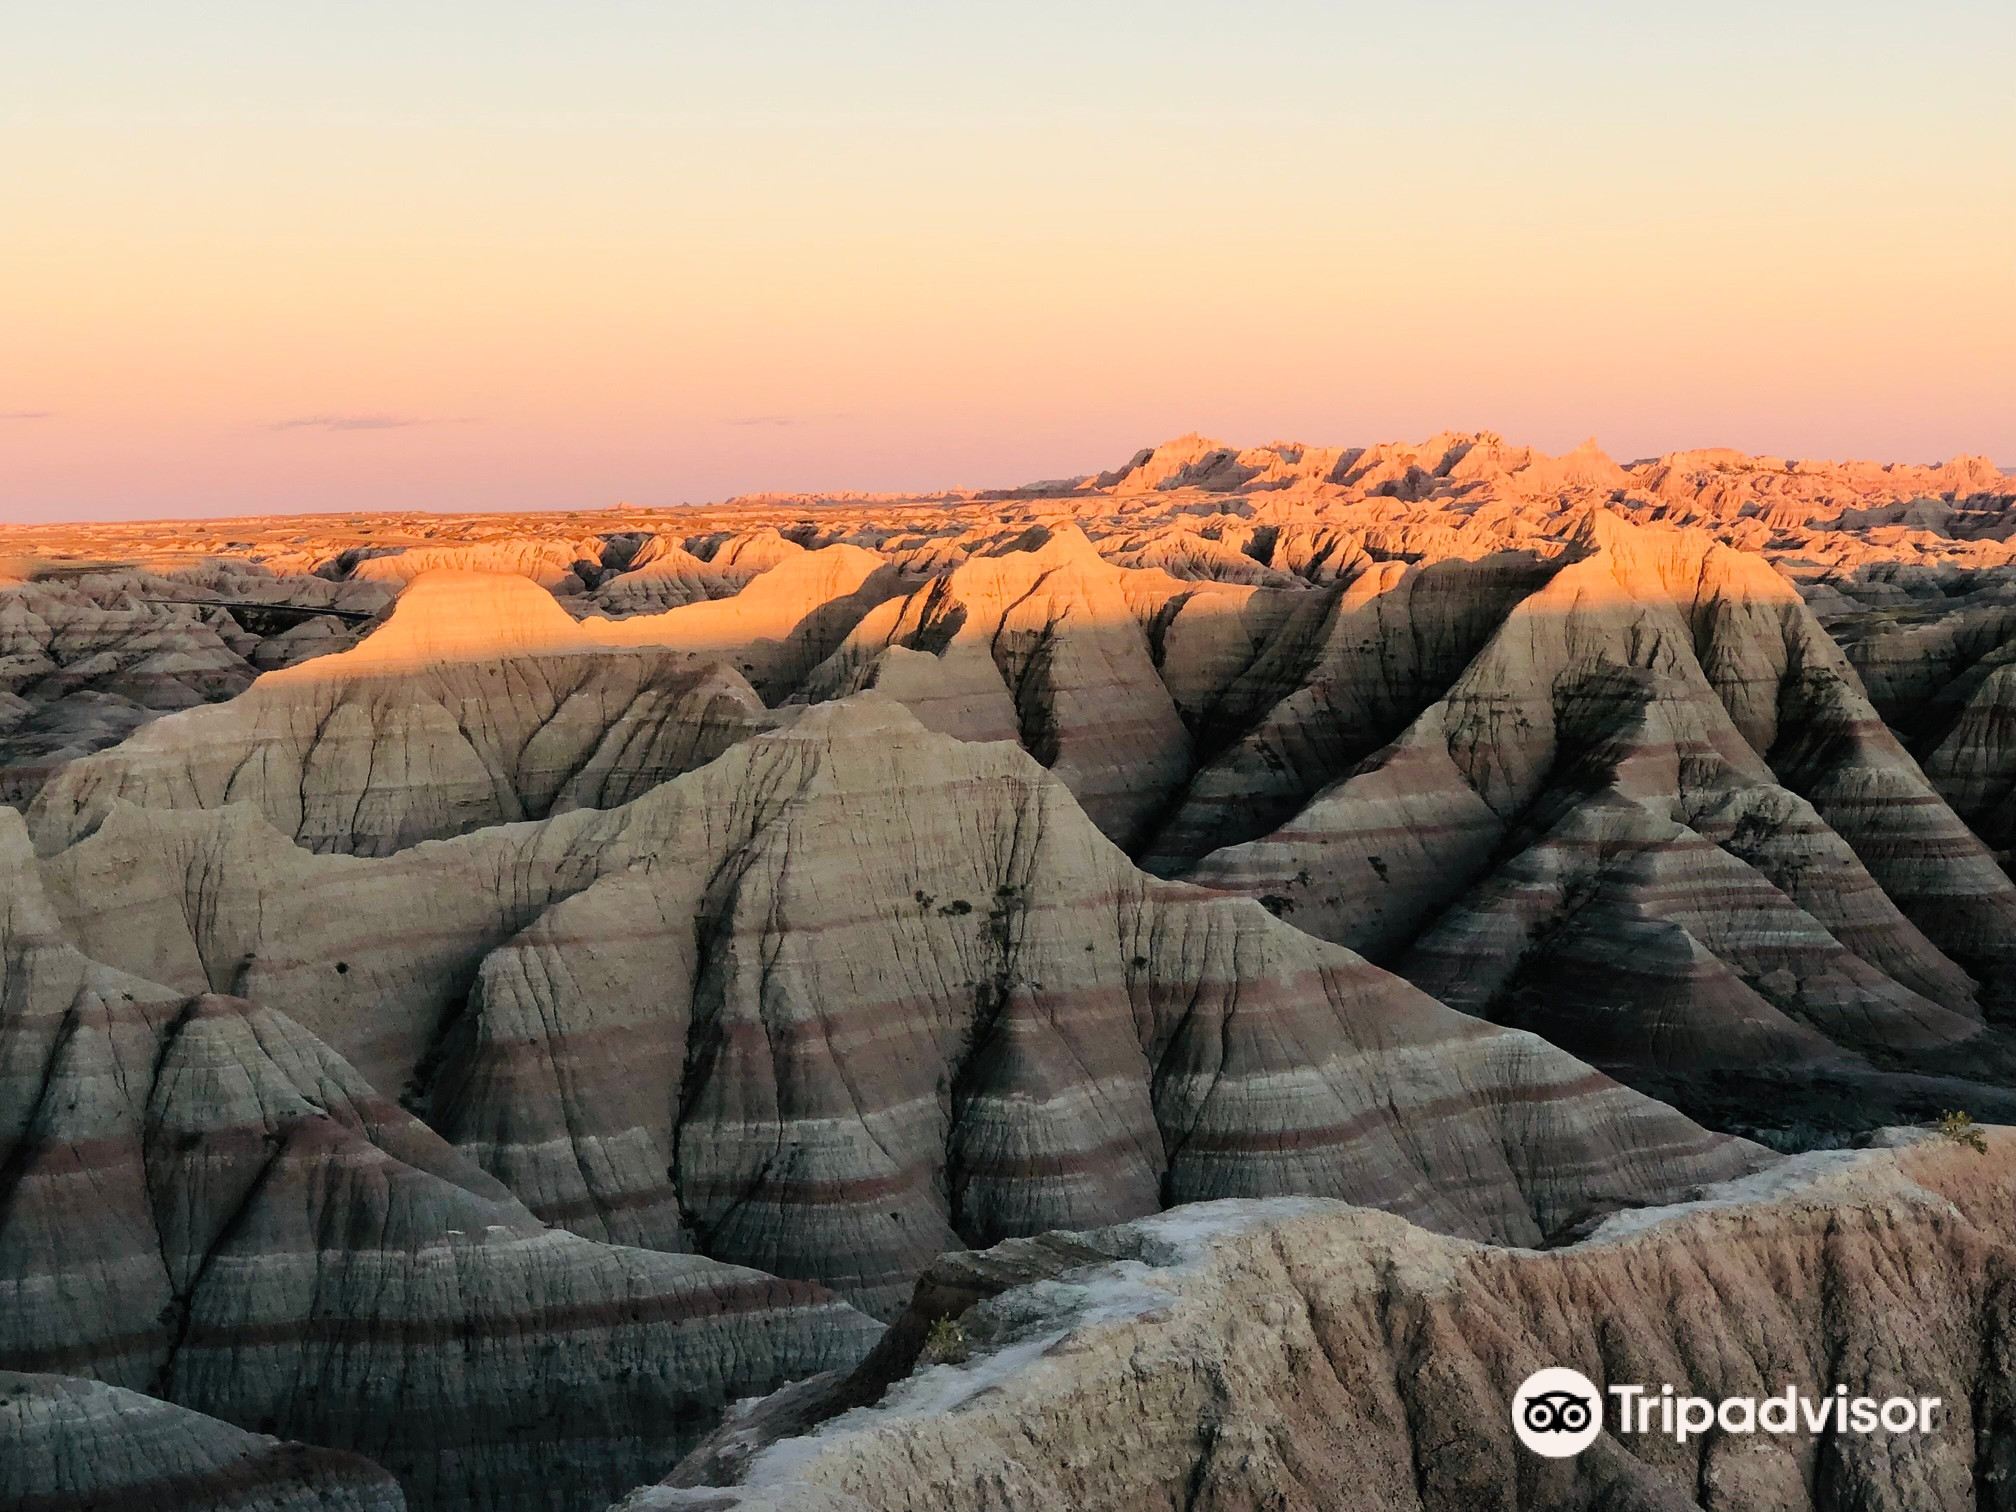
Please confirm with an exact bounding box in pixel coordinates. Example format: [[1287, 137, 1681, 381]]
[[0, 808, 879, 1512], [28, 699, 1757, 1316], [27, 572, 780, 855], [1, 1372, 407, 1512], [798, 525, 1198, 846], [1172, 509, 2016, 1133], [591, 526, 806, 615], [0, 568, 378, 806], [650, 1129, 2016, 1512], [5, 431, 2016, 1511]]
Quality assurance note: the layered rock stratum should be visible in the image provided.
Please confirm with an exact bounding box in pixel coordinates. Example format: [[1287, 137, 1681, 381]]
[[25, 698, 1758, 1316], [5, 431, 2016, 1511], [0, 808, 879, 1512], [1, 1371, 407, 1512]]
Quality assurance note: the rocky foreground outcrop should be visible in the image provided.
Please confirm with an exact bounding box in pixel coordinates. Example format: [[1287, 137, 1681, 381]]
[[643, 1128, 2016, 1512]]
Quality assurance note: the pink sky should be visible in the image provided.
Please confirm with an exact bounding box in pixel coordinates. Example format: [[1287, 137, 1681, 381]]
[[5, 3, 2011, 523]]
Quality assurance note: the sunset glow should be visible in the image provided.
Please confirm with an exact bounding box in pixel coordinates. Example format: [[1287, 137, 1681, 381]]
[[5, 1, 2011, 522]]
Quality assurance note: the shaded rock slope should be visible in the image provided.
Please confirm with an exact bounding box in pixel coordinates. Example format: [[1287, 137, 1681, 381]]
[[0, 810, 881, 1512], [34, 698, 1756, 1317], [646, 1129, 2016, 1512], [1, 1371, 407, 1512], [1181, 511, 2016, 1134]]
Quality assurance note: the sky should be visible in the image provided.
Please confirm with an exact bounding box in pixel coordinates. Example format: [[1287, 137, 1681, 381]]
[[3, 1, 2012, 522]]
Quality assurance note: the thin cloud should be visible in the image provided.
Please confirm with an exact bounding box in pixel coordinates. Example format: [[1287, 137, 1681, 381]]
[[0, 410, 53, 421], [722, 412, 850, 428], [268, 413, 475, 432]]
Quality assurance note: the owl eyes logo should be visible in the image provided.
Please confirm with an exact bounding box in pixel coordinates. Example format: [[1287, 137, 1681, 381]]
[[1511, 1368, 1604, 1456], [1522, 1389, 1596, 1435]]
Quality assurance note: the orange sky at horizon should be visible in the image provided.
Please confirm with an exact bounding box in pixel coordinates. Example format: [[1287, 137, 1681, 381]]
[[4, 2, 2011, 523]]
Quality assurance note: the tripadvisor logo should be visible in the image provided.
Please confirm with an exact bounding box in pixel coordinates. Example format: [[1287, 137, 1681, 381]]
[[1511, 1368, 1942, 1458], [1513, 1368, 1604, 1457]]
